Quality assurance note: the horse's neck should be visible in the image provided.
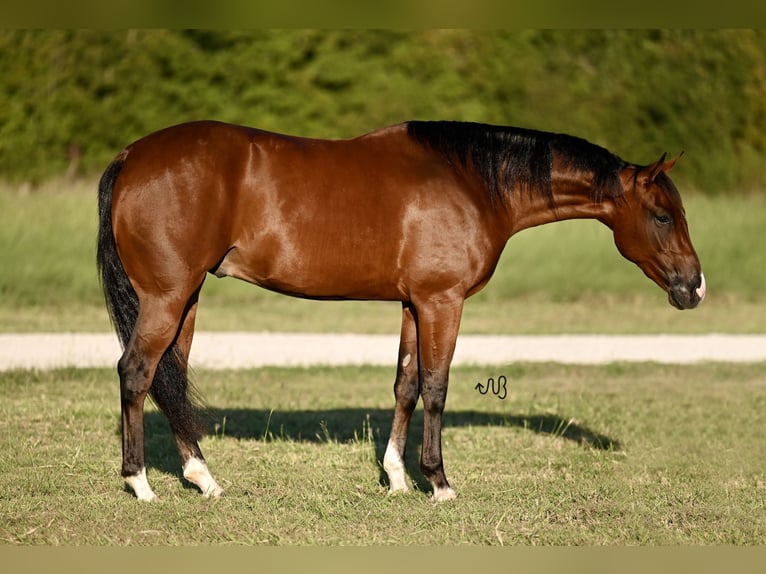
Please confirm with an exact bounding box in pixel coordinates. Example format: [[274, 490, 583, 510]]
[[506, 171, 614, 235]]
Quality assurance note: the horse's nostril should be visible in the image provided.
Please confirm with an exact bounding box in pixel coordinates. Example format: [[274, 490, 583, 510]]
[[668, 275, 705, 310]]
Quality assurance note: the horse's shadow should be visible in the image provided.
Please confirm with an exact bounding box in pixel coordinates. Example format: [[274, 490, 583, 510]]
[[142, 407, 621, 493]]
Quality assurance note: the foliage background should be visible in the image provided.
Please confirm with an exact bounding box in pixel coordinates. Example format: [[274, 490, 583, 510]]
[[2, 29, 766, 192]]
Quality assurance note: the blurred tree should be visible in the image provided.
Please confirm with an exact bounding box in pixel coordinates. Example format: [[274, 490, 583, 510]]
[[1, 29, 764, 192]]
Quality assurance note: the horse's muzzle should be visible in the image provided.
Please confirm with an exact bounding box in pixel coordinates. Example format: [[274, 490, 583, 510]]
[[669, 272, 706, 310]]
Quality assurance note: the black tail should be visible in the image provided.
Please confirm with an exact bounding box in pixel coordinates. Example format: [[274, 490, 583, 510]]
[[96, 153, 205, 444]]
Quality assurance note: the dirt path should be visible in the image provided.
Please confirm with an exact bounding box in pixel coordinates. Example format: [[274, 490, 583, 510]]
[[1, 332, 764, 371]]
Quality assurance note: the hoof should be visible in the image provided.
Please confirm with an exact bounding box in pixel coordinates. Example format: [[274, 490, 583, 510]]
[[431, 486, 457, 502], [387, 484, 409, 496], [203, 484, 225, 499]]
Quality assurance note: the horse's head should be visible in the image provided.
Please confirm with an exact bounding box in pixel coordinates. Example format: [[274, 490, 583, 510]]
[[610, 153, 705, 310]]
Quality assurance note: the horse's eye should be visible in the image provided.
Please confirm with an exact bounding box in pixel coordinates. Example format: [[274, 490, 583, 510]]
[[654, 213, 672, 226]]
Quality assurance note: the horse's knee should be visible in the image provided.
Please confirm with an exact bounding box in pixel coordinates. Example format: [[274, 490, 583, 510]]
[[394, 378, 419, 410], [393, 356, 419, 397], [421, 382, 447, 414]]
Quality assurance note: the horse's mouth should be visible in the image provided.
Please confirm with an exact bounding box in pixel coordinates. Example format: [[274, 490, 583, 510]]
[[668, 272, 706, 310]]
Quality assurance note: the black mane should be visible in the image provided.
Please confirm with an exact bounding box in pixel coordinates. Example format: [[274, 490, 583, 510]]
[[406, 121, 627, 206]]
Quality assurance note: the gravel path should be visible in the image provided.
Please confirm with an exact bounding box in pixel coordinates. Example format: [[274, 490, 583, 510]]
[[1, 332, 764, 371]]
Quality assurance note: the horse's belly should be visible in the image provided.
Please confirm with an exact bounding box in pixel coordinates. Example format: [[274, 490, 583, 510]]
[[213, 241, 404, 301]]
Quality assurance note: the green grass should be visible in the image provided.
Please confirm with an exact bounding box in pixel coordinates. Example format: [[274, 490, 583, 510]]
[[1, 181, 764, 334], [1, 363, 765, 545]]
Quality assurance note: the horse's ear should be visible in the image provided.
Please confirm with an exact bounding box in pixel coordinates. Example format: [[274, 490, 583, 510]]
[[660, 151, 684, 175], [641, 151, 683, 183]]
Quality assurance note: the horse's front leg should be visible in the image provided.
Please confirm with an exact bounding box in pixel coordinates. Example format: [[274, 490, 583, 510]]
[[383, 303, 419, 493], [413, 296, 464, 502]]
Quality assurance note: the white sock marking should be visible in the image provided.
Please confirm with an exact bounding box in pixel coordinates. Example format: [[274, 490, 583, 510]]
[[183, 457, 224, 498], [383, 439, 409, 493], [125, 468, 158, 502], [432, 486, 457, 502]]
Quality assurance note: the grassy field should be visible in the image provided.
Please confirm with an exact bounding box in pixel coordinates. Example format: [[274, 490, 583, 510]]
[[0, 180, 764, 335], [1, 362, 764, 545], [2, 180, 764, 547]]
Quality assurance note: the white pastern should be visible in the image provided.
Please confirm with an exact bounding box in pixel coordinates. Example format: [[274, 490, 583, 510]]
[[383, 439, 409, 493], [696, 272, 706, 302], [432, 486, 457, 502], [125, 468, 158, 502], [183, 457, 224, 498]]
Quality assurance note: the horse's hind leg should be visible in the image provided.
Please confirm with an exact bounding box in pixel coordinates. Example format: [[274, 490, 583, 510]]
[[119, 297, 188, 502], [172, 286, 223, 498], [383, 303, 419, 493]]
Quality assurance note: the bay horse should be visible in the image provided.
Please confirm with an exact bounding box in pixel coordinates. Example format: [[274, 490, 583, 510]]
[[97, 120, 705, 502]]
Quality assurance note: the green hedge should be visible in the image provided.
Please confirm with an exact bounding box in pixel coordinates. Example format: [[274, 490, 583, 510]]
[[2, 29, 765, 192]]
